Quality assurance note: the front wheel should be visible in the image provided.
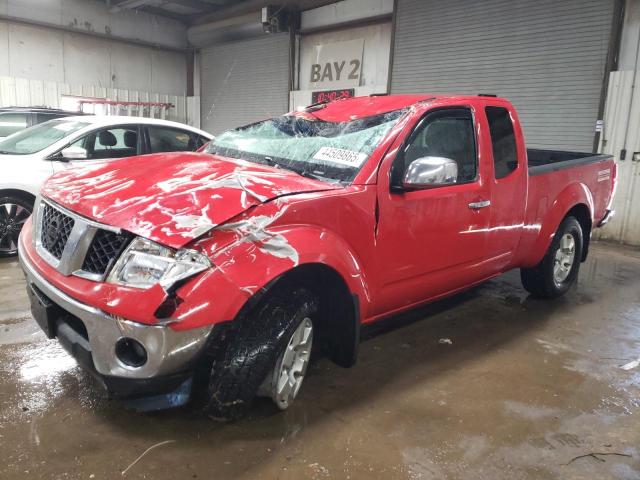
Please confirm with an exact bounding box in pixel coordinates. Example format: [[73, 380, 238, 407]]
[[0, 196, 33, 258], [204, 287, 318, 420], [521, 216, 583, 298]]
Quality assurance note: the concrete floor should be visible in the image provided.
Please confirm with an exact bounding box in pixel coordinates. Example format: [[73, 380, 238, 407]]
[[1, 242, 639, 479]]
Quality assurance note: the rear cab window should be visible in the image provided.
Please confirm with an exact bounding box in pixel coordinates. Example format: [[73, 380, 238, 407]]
[[485, 106, 518, 179]]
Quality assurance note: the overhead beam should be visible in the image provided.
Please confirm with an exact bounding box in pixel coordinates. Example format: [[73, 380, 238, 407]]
[[192, 0, 339, 26], [165, 0, 222, 12], [109, 0, 151, 8], [140, 5, 192, 22]]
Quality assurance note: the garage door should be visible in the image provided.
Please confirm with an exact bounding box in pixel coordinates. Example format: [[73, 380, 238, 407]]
[[200, 34, 290, 134], [391, 0, 615, 151]]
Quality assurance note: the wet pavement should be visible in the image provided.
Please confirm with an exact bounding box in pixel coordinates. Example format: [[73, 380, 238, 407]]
[[1, 242, 639, 479]]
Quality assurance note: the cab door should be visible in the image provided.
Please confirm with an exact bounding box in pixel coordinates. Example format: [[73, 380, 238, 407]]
[[373, 106, 492, 315], [481, 104, 527, 271]]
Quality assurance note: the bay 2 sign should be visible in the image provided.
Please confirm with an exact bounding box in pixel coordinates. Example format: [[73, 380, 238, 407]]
[[309, 38, 364, 89]]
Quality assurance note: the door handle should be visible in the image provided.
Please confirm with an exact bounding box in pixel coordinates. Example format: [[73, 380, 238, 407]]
[[468, 200, 491, 210]]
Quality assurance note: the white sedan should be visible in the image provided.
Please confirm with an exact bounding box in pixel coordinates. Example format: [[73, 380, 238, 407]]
[[0, 116, 212, 257]]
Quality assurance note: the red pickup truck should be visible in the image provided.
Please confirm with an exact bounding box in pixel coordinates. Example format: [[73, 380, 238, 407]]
[[18, 95, 616, 418]]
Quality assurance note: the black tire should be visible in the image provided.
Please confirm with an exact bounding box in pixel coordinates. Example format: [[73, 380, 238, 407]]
[[204, 287, 318, 420], [0, 195, 33, 258], [521, 216, 583, 298]]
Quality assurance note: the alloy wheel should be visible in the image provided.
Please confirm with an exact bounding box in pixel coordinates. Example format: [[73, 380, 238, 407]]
[[270, 317, 314, 410], [0, 203, 31, 256], [553, 233, 576, 285]]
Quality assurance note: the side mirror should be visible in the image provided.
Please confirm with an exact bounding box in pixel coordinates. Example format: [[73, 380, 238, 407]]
[[402, 156, 458, 190], [59, 145, 88, 161]]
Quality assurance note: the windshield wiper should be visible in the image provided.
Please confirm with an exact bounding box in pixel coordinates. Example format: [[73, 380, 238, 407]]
[[262, 156, 284, 168], [264, 155, 328, 182]]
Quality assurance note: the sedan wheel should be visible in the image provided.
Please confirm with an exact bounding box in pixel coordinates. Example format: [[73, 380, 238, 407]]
[[0, 200, 31, 257]]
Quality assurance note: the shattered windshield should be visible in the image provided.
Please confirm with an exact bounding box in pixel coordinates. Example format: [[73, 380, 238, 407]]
[[206, 109, 407, 183]]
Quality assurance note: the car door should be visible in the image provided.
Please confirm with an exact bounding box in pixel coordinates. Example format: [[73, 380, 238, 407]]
[[52, 125, 141, 171], [373, 106, 492, 315]]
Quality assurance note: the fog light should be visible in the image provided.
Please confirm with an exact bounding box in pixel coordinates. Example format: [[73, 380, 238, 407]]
[[115, 338, 148, 368]]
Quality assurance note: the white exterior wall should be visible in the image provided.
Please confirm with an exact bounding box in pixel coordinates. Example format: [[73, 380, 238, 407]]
[[298, 22, 391, 91], [596, 0, 640, 246], [291, 0, 393, 110], [0, 0, 187, 49], [0, 0, 188, 98], [0, 75, 198, 126], [0, 20, 187, 96]]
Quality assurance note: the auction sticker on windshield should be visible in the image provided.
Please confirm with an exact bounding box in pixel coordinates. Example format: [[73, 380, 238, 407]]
[[313, 146, 367, 168]]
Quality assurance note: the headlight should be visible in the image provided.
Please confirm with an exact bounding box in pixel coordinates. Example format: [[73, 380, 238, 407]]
[[107, 237, 211, 290]]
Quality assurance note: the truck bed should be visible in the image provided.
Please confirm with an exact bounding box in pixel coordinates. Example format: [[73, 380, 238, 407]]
[[527, 149, 611, 176], [517, 149, 615, 268]]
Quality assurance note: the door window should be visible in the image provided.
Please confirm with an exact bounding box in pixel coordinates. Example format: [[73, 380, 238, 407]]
[[148, 127, 195, 153], [0, 113, 29, 137], [486, 106, 517, 179], [70, 127, 139, 160], [401, 109, 477, 184]]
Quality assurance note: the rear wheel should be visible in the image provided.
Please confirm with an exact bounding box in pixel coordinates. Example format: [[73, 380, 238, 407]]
[[204, 287, 318, 420], [0, 196, 33, 258], [521, 216, 583, 298]]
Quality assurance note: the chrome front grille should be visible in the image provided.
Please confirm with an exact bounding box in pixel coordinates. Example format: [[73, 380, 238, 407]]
[[35, 199, 130, 281], [81, 229, 132, 275], [40, 203, 75, 259]]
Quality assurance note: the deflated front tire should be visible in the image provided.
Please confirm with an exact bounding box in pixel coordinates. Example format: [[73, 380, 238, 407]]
[[203, 287, 318, 420]]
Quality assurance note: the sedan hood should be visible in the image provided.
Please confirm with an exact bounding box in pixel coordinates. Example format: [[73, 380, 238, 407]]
[[41, 152, 339, 249]]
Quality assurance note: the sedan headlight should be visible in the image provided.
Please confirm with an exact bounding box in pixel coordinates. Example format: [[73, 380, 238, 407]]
[[107, 237, 211, 290]]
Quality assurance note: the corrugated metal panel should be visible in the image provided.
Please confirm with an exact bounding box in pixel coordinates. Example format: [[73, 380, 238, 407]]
[[200, 34, 290, 134], [391, 0, 614, 151], [0, 75, 196, 125]]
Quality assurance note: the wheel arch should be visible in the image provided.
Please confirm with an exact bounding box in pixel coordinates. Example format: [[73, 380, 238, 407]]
[[200, 224, 369, 367], [564, 203, 592, 262], [0, 188, 36, 206], [237, 262, 360, 368], [525, 182, 594, 267]]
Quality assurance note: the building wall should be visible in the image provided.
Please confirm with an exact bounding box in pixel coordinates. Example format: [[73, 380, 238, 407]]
[[618, 0, 640, 71], [0, 0, 187, 98], [0, 0, 187, 49], [595, 0, 640, 245], [291, 0, 393, 109], [297, 22, 391, 91], [0, 75, 196, 126]]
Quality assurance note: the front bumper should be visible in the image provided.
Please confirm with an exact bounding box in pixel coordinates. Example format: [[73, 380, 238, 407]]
[[19, 239, 214, 396]]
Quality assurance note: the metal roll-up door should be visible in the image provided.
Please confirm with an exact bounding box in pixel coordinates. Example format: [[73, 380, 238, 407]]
[[391, 0, 615, 151], [200, 34, 290, 134]]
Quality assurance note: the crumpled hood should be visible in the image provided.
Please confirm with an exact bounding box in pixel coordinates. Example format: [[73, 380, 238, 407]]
[[41, 152, 339, 249]]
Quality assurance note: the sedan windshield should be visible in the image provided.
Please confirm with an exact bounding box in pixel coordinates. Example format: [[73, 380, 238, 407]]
[[206, 109, 407, 183], [0, 119, 89, 155]]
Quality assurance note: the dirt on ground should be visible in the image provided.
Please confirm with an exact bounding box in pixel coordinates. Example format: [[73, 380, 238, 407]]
[[0, 242, 639, 479]]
